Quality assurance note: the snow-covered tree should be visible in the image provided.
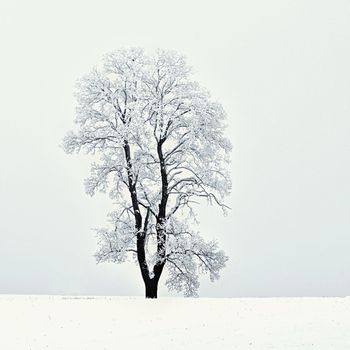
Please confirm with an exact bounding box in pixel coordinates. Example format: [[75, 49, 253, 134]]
[[63, 48, 232, 298]]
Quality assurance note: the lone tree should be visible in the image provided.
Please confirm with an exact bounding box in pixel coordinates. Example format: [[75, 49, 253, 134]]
[[64, 49, 232, 298]]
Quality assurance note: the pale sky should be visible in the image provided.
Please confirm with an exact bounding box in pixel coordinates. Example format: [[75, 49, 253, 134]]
[[0, 0, 349, 297]]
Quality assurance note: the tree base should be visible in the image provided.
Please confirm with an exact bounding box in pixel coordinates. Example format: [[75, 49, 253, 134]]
[[145, 279, 158, 299]]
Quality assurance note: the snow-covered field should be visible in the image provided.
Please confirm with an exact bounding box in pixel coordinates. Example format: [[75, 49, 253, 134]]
[[0, 296, 349, 349]]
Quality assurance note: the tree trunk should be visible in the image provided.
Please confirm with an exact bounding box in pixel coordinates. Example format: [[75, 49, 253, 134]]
[[145, 278, 158, 299]]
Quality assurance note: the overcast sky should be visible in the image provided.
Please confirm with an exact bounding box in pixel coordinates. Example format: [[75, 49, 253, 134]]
[[0, 0, 349, 297]]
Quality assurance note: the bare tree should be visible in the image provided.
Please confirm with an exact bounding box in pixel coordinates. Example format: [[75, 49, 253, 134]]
[[63, 49, 232, 298]]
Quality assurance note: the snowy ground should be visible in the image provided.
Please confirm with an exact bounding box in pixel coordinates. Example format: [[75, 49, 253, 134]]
[[0, 296, 349, 349]]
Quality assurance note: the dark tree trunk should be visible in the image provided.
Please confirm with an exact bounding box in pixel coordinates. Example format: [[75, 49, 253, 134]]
[[123, 140, 153, 298], [123, 137, 169, 299], [145, 278, 159, 299]]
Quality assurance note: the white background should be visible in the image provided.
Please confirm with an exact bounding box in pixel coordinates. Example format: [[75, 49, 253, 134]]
[[0, 0, 349, 297]]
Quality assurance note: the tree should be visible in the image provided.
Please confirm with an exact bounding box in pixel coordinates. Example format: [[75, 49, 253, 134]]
[[63, 48, 232, 298]]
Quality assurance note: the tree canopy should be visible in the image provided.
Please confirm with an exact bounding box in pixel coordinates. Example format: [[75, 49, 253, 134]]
[[64, 48, 232, 297]]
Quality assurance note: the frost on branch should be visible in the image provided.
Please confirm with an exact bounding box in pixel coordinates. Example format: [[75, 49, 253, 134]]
[[165, 218, 228, 297], [94, 210, 136, 264], [63, 48, 232, 297]]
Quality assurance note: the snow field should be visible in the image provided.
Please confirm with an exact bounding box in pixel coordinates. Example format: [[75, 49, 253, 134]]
[[0, 296, 349, 349]]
